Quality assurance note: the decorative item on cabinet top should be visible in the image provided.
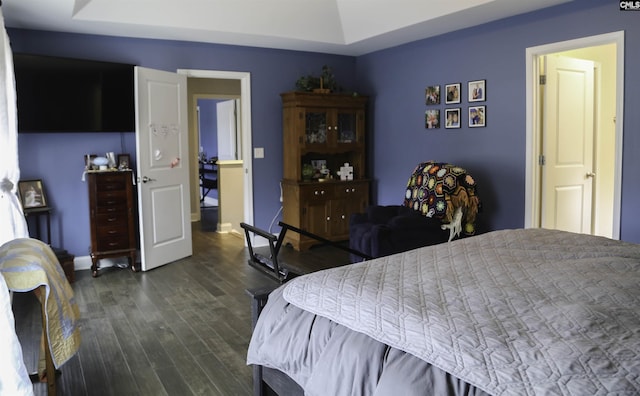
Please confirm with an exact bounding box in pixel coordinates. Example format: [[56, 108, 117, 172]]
[[295, 65, 341, 93]]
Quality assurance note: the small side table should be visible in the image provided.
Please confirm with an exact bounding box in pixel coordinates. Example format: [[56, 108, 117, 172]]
[[23, 207, 52, 244]]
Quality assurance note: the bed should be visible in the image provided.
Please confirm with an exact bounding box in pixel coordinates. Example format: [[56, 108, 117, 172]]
[[247, 228, 640, 395]]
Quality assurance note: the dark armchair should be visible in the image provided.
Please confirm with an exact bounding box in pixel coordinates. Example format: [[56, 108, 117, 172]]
[[349, 162, 481, 263]]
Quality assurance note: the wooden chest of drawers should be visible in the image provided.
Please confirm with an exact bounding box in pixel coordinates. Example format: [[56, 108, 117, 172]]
[[87, 171, 137, 277]]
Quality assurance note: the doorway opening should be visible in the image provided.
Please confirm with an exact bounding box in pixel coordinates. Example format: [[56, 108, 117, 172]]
[[177, 69, 254, 244], [525, 31, 624, 239]]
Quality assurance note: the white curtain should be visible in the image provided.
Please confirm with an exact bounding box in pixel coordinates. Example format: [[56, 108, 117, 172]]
[[0, 7, 28, 247]]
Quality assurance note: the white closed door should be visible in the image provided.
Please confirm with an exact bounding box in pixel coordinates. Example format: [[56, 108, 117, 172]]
[[135, 66, 192, 271], [216, 99, 237, 160], [541, 55, 595, 234]]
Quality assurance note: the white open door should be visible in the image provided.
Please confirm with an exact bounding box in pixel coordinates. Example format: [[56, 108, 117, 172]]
[[541, 55, 595, 234], [135, 66, 192, 271]]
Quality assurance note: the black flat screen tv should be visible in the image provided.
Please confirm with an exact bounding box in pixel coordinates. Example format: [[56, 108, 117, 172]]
[[13, 53, 135, 133]]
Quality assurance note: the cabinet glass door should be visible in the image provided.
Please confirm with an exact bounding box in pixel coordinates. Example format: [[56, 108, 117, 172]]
[[336, 112, 357, 143], [305, 111, 327, 144]]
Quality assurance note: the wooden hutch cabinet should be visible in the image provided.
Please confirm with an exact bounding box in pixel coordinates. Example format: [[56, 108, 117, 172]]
[[87, 170, 137, 277], [280, 91, 370, 250]]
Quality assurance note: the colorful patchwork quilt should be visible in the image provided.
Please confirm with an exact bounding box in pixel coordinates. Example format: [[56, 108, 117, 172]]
[[402, 161, 480, 235]]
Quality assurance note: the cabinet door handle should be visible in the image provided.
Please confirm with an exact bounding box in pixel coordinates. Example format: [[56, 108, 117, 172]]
[[326, 217, 331, 221]]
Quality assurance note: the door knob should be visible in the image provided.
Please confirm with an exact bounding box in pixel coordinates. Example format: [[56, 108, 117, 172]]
[[141, 176, 156, 183], [586, 172, 596, 178]]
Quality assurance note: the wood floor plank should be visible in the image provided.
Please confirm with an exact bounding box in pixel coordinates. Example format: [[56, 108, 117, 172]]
[[11, 219, 350, 395]]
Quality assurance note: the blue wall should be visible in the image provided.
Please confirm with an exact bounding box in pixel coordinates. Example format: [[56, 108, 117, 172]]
[[356, 0, 640, 242], [10, 0, 640, 257], [10, 30, 357, 256]]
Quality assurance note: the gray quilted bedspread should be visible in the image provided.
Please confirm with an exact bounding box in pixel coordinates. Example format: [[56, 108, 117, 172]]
[[283, 229, 640, 395]]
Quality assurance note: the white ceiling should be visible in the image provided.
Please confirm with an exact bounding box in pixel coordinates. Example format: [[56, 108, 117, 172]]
[[2, 0, 572, 56]]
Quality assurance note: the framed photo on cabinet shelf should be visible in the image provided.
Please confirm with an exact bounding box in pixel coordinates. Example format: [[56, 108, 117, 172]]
[[468, 79, 486, 102], [445, 108, 461, 129], [18, 179, 48, 210], [425, 85, 441, 105], [469, 106, 486, 128], [445, 83, 461, 104]]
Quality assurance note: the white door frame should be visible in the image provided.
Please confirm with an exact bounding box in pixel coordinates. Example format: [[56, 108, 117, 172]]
[[177, 69, 254, 245], [524, 31, 624, 239]]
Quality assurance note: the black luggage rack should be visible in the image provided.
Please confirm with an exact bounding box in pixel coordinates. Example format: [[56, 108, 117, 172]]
[[240, 221, 371, 283]]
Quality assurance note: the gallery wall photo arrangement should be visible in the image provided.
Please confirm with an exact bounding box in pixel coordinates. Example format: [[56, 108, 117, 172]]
[[425, 85, 440, 105], [425, 109, 441, 129], [445, 83, 461, 104], [468, 79, 486, 102], [469, 106, 486, 127], [18, 179, 48, 210], [445, 108, 461, 129]]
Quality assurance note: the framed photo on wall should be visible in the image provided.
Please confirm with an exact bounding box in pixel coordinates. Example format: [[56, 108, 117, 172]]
[[468, 79, 486, 102], [445, 83, 461, 104], [469, 106, 486, 127], [445, 108, 461, 129], [425, 109, 441, 129], [18, 179, 48, 210], [425, 85, 441, 105]]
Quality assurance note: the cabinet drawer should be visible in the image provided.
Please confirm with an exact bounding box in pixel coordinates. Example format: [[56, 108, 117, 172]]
[[333, 183, 367, 199], [95, 212, 129, 226], [301, 185, 333, 201], [96, 224, 128, 239], [96, 176, 127, 191], [95, 235, 130, 251], [96, 190, 128, 208]]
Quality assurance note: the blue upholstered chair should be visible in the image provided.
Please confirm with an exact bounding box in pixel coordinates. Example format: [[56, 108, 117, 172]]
[[349, 162, 481, 263]]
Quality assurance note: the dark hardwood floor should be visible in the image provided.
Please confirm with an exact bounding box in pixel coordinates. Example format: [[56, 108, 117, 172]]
[[12, 216, 351, 395]]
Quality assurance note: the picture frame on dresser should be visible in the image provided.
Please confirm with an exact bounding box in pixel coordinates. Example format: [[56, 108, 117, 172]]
[[118, 154, 131, 170], [18, 179, 48, 210]]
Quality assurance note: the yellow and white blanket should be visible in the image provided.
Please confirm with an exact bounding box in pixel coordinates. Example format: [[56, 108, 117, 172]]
[[0, 238, 81, 374]]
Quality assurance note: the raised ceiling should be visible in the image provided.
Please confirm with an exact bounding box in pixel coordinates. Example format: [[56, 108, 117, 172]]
[[2, 0, 572, 56]]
